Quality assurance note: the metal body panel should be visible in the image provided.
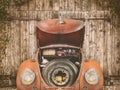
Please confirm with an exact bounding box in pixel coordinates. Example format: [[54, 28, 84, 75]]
[[36, 19, 85, 47], [79, 60, 104, 90], [36, 19, 84, 34], [16, 59, 103, 90], [16, 60, 41, 90]]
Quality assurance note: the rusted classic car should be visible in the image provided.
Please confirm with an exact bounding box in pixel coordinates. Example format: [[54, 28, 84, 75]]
[[17, 18, 104, 90]]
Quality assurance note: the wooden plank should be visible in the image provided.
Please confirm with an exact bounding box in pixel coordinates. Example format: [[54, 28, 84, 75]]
[[27, 11, 37, 59], [28, 0, 36, 10], [111, 15, 120, 75], [3, 20, 16, 75], [35, 0, 44, 10], [19, 11, 29, 63], [111, 16, 116, 75], [82, 15, 90, 59], [19, 0, 28, 11], [0, 88, 16, 90], [52, 0, 60, 11], [104, 86, 120, 90], [28, 21, 37, 59], [70, 0, 81, 11], [20, 20, 28, 61]]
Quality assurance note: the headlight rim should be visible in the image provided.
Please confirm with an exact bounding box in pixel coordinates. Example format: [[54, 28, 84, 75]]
[[20, 68, 36, 86], [84, 68, 100, 85]]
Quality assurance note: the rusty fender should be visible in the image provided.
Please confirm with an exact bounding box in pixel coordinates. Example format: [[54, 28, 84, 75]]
[[16, 59, 41, 90], [17, 59, 103, 90], [79, 59, 104, 90]]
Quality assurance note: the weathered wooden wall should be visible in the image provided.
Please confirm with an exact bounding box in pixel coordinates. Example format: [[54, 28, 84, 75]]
[[0, 0, 120, 89]]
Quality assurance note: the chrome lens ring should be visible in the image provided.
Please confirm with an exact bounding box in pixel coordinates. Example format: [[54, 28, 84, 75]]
[[85, 68, 99, 85], [21, 68, 35, 85]]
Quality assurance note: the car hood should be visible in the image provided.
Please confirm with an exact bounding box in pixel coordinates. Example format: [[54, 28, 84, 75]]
[[36, 18, 85, 47]]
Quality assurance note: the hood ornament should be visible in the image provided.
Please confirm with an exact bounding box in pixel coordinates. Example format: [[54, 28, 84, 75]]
[[59, 13, 64, 24]]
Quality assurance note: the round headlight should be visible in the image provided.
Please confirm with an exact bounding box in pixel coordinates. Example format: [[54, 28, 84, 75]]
[[85, 68, 99, 85], [21, 68, 35, 85]]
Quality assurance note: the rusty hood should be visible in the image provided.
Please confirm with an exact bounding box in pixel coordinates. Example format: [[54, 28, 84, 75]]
[[36, 18, 85, 47]]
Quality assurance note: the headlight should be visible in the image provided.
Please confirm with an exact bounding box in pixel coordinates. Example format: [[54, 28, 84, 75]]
[[21, 68, 35, 85], [85, 68, 99, 85]]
